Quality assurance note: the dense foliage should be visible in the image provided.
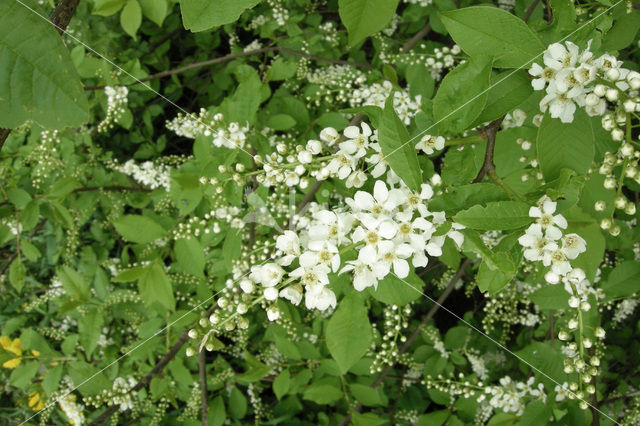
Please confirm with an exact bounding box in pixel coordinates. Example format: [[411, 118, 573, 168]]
[[1, 0, 640, 424]]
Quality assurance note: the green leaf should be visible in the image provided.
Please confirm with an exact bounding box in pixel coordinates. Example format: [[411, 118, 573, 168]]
[[10, 361, 39, 389], [521, 400, 552, 425], [454, 201, 532, 230], [601, 261, 640, 301], [338, 0, 400, 46], [180, 0, 260, 32], [325, 293, 373, 374], [120, 0, 142, 39], [222, 229, 242, 272], [440, 6, 544, 68], [378, 95, 422, 192], [140, 0, 167, 26], [58, 266, 91, 301], [78, 308, 103, 358], [529, 285, 570, 309], [433, 56, 492, 134], [417, 410, 450, 426], [351, 412, 387, 426], [601, 10, 640, 51], [113, 214, 166, 244], [93, 0, 126, 16], [461, 229, 515, 274], [267, 114, 296, 130], [476, 260, 513, 294], [219, 66, 263, 125], [9, 258, 25, 292], [228, 386, 247, 418], [429, 183, 509, 214], [209, 396, 226, 426], [175, 238, 205, 277], [302, 383, 343, 404], [273, 369, 290, 400], [43, 364, 63, 396], [515, 341, 567, 387], [0, 1, 88, 128], [369, 271, 424, 305], [536, 110, 595, 181], [138, 263, 175, 311], [474, 70, 533, 125], [350, 383, 386, 406]]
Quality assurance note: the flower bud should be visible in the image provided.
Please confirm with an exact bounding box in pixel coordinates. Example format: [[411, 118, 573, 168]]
[[594, 200, 606, 211], [603, 177, 617, 189], [614, 196, 627, 210], [568, 318, 579, 330], [606, 68, 620, 81], [600, 218, 612, 230], [188, 329, 198, 339], [609, 224, 621, 236], [593, 84, 606, 97], [621, 143, 634, 157], [624, 203, 636, 215], [624, 99, 636, 113], [611, 128, 624, 141], [186, 347, 196, 357], [605, 88, 619, 102]]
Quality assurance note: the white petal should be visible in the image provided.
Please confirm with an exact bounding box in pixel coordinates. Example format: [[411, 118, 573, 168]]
[[374, 180, 389, 203], [393, 259, 409, 278], [378, 221, 398, 239], [343, 126, 359, 139]]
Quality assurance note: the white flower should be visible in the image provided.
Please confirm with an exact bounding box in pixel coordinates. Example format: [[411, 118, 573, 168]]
[[340, 257, 378, 291], [319, 127, 340, 146], [264, 287, 279, 301], [370, 240, 412, 279], [305, 284, 337, 310], [340, 122, 372, 158], [307, 240, 341, 272], [325, 152, 357, 179], [279, 284, 303, 305], [290, 252, 330, 286], [529, 198, 568, 240], [266, 306, 280, 321], [561, 233, 586, 259], [250, 263, 285, 287], [529, 62, 556, 90], [518, 224, 558, 262], [276, 230, 301, 266], [415, 134, 445, 155], [346, 170, 367, 188]]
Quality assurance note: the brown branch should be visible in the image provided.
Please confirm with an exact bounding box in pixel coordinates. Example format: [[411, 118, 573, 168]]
[[72, 185, 152, 194], [49, 0, 80, 35], [85, 48, 371, 90], [472, 116, 505, 183], [524, 0, 541, 23], [0, 0, 80, 152], [401, 23, 431, 53], [339, 259, 472, 425], [198, 349, 209, 426]]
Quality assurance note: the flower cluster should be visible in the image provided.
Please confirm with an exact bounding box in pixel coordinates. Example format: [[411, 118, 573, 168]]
[[112, 159, 171, 191], [518, 196, 586, 284], [382, 45, 461, 81], [245, 179, 464, 319], [529, 41, 640, 123], [349, 81, 422, 124], [97, 86, 128, 133], [167, 110, 249, 150], [479, 376, 546, 416]]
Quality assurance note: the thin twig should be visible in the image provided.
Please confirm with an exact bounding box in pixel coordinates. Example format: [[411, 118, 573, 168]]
[[85, 47, 371, 90], [401, 23, 431, 53], [472, 116, 505, 183], [199, 349, 209, 426], [72, 185, 151, 194], [339, 259, 471, 425], [524, 0, 541, 23]]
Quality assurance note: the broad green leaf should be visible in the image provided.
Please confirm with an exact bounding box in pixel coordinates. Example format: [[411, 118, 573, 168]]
[[529, 285, 570, 309], [93, 0, 126, 16], [43, 364, 63, 396], [429, 183, 509, 214], [369, 271, 424, 305], [325, 293, 373, 373], [338, 0, 400, 46], [9, 259, 25, 292], [302, 383, 343, 404], [140, 0, 167, 26], [601, 261, 640, 301], [209, 396, 226, 426], [219, 67, 263, 126], [120, 0, 142, 39], [68, 361, 112, 395], [58, 266, 91, 301], [228, 386, 247, 418], [180, 0, 260, 32], [417, 410, 450, 426], [515, 341, 567, 387], [138, 263, 175, 311], [175, 238, 205, 277], [352, 412, 387, 426], [113, 214, 166, 244], [454, 201, 532, 230], [113, 265, 148, 282], [441, 143, 485, 186], [474, 70, 533, 125], [222, 229, 242, 272], [461, 229, 516, 274], [476, 260, 513, 294], [350, 383, 387, 406], [0, 1, 88, 128], [78, 308, 103, 358], [378, 96, 422, 192], [536, 110, 595, 181], [440, 6, 545, 68], [9, 361, 39, 389], [267, 114, 296, 130], [433, 56, 492, 134], [601, 10, 640, 51], [273, 369, 290, 400]]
